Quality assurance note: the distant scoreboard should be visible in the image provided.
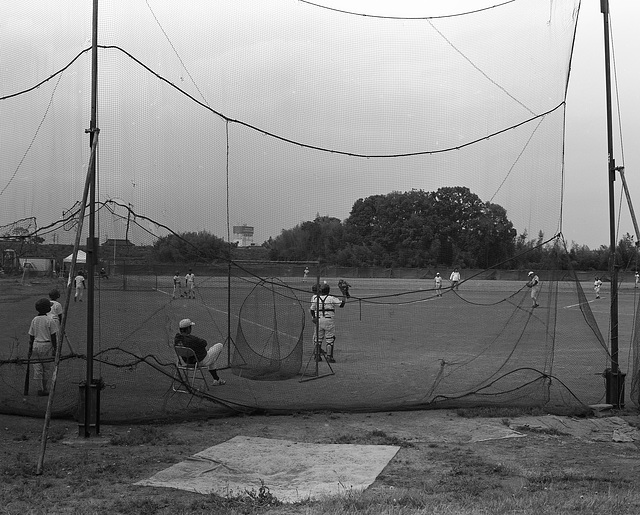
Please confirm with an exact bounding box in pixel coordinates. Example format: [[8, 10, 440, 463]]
[[233, 225, 254, 246], [233, 225, 254, 236]]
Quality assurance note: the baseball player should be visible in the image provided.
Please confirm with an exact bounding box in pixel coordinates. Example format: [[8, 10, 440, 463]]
[[74, 271, 86, 302], [635, 272, 639, 289], [310, 282, 346, 363], [185, 269, 196, 299], [526, 271, 540, 308], [434, 273, 443, 297], [594, 276, 603, 299], [172, 271, 182, 299]]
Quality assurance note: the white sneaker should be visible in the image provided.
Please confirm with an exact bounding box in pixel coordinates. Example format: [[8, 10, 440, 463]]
[[212, 379, 226, 386]]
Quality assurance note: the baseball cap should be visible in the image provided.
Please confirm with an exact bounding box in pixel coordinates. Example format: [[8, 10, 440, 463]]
[[528, 271, 534, 276], [179, 318, 195, 329]]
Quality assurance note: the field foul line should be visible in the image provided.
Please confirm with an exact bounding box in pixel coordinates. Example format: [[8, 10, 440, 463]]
[[154, 288, 299, 340], [563, 298, 636, 317], [563, 299, 597, 309]]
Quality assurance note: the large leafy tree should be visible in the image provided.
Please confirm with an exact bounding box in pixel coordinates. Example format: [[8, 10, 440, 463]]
[[616, 233, 638, 270], [267, 216, 344, 262], [344, 187, 516, 268], [429, 187, 516, 268], [152, 230, 229, 263], [344, 190, 437, 267], [218, 188, 519, 268]]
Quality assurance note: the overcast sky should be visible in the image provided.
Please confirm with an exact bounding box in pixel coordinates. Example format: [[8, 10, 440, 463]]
[[563, 1, 639, 249], [0, 0, 638, 250]]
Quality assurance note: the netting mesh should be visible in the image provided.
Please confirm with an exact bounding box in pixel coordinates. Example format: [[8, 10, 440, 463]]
[[3, 0, 634, 422], [232, 277, 306, 381]]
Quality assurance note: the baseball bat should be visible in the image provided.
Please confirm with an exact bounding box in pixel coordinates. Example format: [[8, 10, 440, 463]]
[[24, 339, 34, 396]]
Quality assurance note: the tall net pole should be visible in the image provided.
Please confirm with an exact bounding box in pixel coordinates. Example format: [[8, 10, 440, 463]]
[[602, 0, 621, 407], [83, 0, 99, 436]]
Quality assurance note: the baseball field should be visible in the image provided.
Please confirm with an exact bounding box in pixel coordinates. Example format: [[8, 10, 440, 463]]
[[1, 273, 636, 421], [2, 274, 640, 514]]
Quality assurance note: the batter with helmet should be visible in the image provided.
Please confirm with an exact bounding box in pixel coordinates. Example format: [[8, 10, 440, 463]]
[[310, 281, 347, 363]]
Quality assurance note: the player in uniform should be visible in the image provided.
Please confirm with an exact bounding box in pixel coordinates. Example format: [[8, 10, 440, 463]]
[[434, 273, 443, 297], [526, 271, 541, 308], [172, 271, 182, 299], [74, 271, 86, 302], [594, 276, 602, 299], [185, 269, 196, 299], [310, 282, 346, 363]]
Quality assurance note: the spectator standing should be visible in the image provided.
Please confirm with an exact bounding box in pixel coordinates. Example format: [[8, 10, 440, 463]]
[[48, 289, 63, 329], [449, 268, 461, 290], [28, 298, 58, 396]]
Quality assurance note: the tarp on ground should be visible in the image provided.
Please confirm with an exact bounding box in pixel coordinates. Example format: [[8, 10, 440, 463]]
[[135, 436, 400, 503]]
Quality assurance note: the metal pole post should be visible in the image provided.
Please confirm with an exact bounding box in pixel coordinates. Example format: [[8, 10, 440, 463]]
[[83, 0, 99, 436], [601, 0, 622, 407]]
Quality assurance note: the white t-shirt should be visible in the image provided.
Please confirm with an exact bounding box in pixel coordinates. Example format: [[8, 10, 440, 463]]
[[29, 314, 57, 343], [48, 300, 63, 328]]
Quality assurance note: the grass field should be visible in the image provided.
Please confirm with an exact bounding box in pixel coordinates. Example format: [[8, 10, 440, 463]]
[[2, 275, 640, 514], [2, 407, 640, 514], [1, 274, 638, 422]]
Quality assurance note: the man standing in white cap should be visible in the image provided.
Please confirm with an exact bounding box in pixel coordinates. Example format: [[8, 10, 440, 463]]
[[526, 271, 540, 308], [174, 318, 225, 385]]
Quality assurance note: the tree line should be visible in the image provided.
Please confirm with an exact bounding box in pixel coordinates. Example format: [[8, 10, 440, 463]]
[[148, 187, 638, 272]]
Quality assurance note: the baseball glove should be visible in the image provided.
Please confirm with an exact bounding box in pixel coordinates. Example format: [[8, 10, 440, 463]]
[[338, 279, 351, 298]]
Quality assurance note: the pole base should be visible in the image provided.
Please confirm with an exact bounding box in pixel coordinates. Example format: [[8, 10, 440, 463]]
[[603, 368, 625, 408]]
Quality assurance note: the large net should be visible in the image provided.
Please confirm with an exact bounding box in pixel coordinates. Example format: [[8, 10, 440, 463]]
[[2, 0, 635, 422]]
